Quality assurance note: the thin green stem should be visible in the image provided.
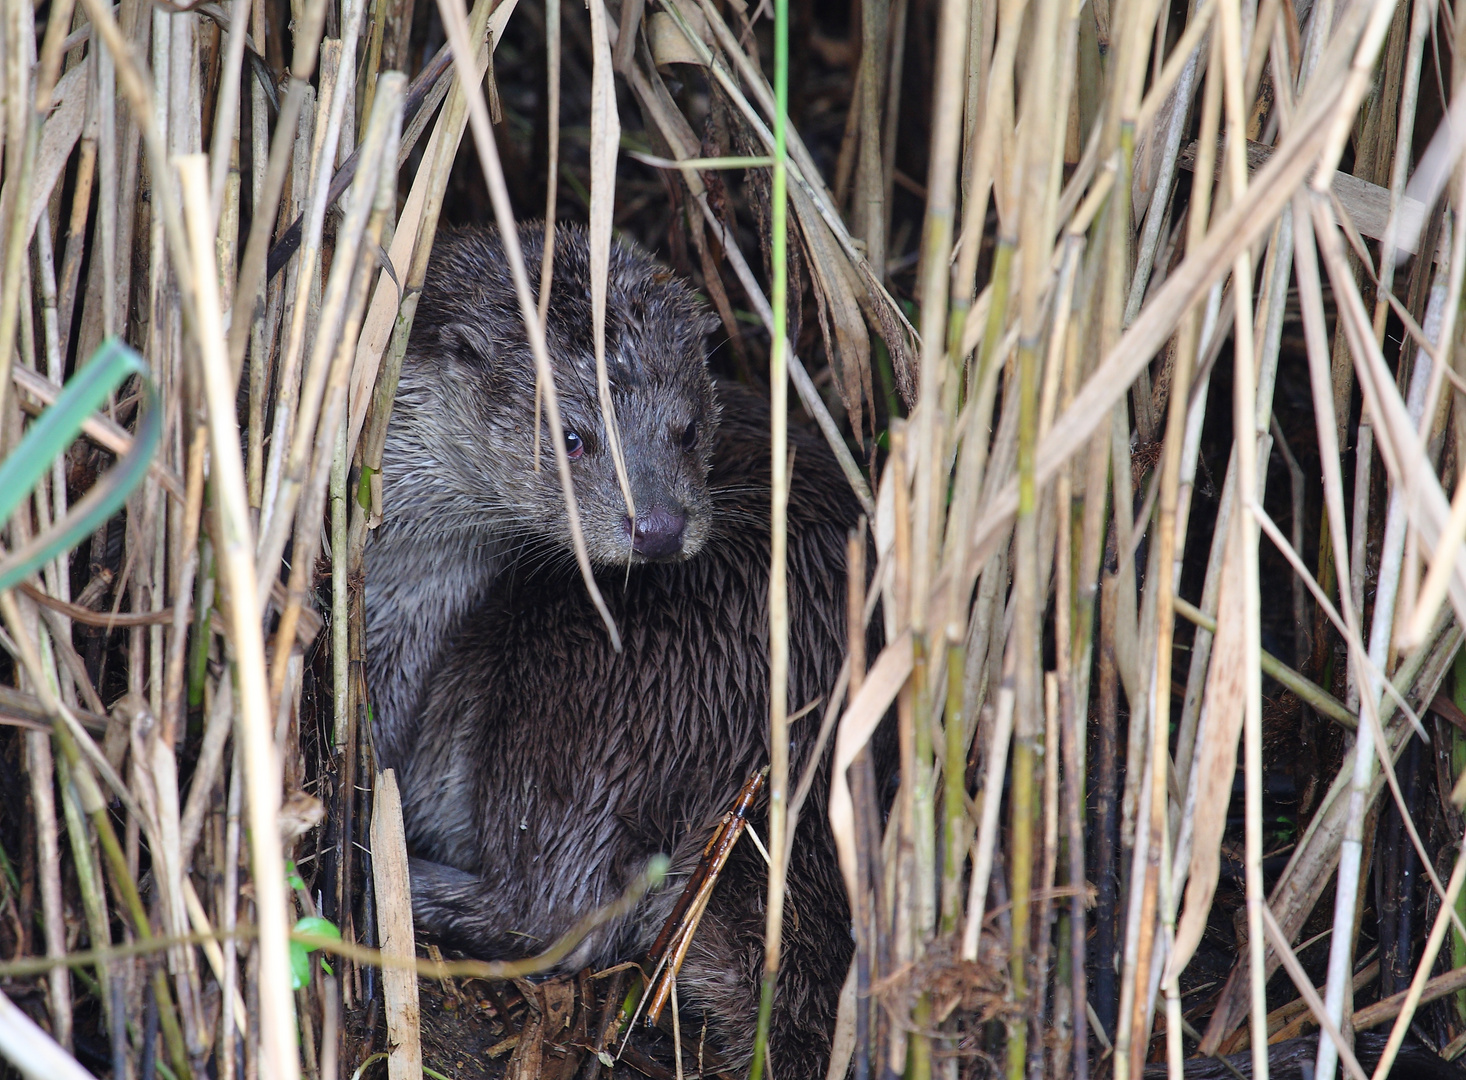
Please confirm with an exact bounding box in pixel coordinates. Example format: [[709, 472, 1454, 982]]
[[1008, 737, 1035, 1080], [1173, 597, 1356, 729], [749, 0, 790, 1073], [941, 642, 968, 935], [911, 993, 933, 1080]]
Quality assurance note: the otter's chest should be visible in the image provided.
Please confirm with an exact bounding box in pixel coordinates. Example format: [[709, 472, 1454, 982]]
[[436, 557, 775, 873]]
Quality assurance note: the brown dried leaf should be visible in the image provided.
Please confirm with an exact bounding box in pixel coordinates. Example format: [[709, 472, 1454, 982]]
[[799, 207, 871, 440]]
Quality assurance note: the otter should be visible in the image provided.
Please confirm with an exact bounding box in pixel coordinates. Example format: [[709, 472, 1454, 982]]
[[369, 224, 865, 1076], [366, 224, 719, 771]]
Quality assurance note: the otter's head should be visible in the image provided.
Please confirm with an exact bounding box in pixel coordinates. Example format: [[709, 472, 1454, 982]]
[[390, 223, 720, 567]]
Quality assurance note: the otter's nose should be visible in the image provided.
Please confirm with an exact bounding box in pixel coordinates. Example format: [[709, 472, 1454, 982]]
[[626, 506, 687, 559]]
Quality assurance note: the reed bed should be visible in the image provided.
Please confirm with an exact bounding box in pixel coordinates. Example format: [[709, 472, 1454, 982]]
[[3, 0, 1466, 1073]]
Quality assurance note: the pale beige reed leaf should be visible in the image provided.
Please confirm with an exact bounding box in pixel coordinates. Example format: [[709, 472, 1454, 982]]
[[1168, 523, 1248, 979], [588, 0, 636, 520]]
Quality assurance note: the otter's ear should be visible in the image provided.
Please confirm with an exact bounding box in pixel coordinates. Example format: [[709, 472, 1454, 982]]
[[438, 322, 500, 371], [687, 309, 720, 364]]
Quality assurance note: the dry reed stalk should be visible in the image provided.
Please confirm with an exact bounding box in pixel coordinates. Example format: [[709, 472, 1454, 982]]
[[178, 153, 298, 1080], [1006, 0, 1062, 1067], [1260, 906, 1371, 1080], [1210, 5, 1271, 1080], [586, 0, 638, 530]]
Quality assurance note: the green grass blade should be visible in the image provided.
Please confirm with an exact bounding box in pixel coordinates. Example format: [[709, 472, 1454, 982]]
[[0, 339, 147, 523], [0, 338, 161, 592]]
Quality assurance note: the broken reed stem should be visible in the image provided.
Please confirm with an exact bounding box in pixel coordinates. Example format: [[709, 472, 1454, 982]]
[[26, 725, 71, 1052], [587, 0, 639, 529], [846, 525, 875, 1080], [0, 879, 669, 991], [331, 413, 349, 747], [1172, 597, 1356, 728], [256, 0, 368, 600], [354, 0, 495, 531], [531, 0, 562, 465], [856, 0, 888, 281], [55, 749, 114, 1045], [1008, 685, 1036, 1080], [1006, 96, 1048, 1080], [1208, 0, 1270, 1073], [1011, 0, 1062, 1060], [0, 27, 41, 429], [1033, 673, 1061, 1068]]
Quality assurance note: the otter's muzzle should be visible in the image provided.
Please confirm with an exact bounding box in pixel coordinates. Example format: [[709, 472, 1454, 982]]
[[626, 507, 687, 559]]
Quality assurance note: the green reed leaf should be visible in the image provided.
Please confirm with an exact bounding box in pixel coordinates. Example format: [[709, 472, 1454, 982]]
[[0, 338, 160, 592]]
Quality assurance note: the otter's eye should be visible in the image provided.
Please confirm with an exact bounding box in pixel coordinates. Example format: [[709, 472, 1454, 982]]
[[564, 431, 584, 459], [679, 423, 698, 452]]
